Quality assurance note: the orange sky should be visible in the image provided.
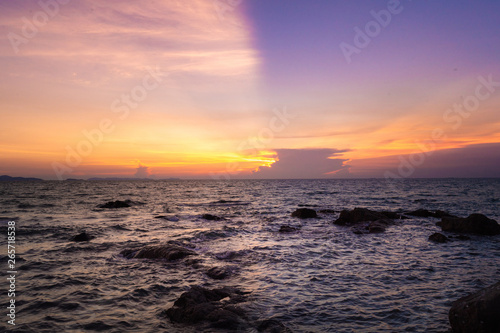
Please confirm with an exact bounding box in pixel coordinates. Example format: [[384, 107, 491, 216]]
[[1, 1, 499, 179]]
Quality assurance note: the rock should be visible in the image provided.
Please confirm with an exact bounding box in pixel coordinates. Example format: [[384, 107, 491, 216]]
[[257, 318, 292, 332], [98, 200, 133, 209], [206, 266, 230, 280], [440, 214, 500, 235], [368, 220, 388, 233], [121, 244, 196, 261], [166, 286, 248, 328], [334, 208, 391, 226], [71, 232, 94, 242], [351, 219, 392, 234], [406, 209, 456, 218], [449, 280, 500, 333], [202, 214, 222, 221], [429, 232, 448, 243], [318, 209, 336, 214], [291, 208, 317, 219], [279, 225, 298, 233], [454, 235, 471, 241]]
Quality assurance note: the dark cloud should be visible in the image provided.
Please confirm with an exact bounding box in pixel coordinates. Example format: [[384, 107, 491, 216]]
[[252, 148, 349, 179], [350, 142, 500, 178]]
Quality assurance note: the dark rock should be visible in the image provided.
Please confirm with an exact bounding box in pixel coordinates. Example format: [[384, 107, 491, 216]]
[[279, 225, 298, 233], [257, 318, 292, 332], [121, 244, 196, 261], [351, 219, 392, 234], [206, 266, 230, 280], [166, 286, 248, 327], [291, 208, 317, 219], [368, 220, 389, 233], [98, 200, 133, 209], [334, 208, 392, 226], [207, 309, 241, 329], [71, 232, 94, 242], [440, 214, 500, 235], [454, 235, 472, 241], [318, 209, 336, 214], [429, 232, 448, 243], [406, 208, 456, 218], [202, 214, 222, 221], [449, 280, 500, 333], [380, 211, 410, 219]]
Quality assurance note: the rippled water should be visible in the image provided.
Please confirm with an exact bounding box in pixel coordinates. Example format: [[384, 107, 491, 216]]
[[0, 179, 499, 332]]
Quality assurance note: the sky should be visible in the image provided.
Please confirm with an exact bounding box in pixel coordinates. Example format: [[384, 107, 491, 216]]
[[0, 0, 499, 180]]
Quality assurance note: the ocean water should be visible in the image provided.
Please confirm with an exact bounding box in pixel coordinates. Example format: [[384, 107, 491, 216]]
[[0, 178, 499, 332]]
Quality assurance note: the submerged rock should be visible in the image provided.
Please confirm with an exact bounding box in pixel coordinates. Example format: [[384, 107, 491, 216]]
[[428, 232, 448, 243], [291, 208, 317, 219], [98, 200, 133, 209], [279, 225, 298, 233], [440, 214, 500, 235], [71, 232, 94, 242], [202, 214, 222, 221], [166, 286, 248, 329], [449, 280, 500, 333], [334, 208, 394, 226], [206, 266, 231, 280], [121, 244, 196, 261]]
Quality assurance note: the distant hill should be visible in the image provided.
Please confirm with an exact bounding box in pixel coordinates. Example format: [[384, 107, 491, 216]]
[[86, 177, 180, 181], [0, 175, 44, 181]]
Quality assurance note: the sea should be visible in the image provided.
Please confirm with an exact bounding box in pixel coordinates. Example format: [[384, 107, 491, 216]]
[[0, 178, 499, 332]]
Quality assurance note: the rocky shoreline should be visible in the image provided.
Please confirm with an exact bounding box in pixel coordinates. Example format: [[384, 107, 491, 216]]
[[78, 201, 500, 331]]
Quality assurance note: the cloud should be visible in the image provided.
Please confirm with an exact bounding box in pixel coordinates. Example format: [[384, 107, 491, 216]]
[[252, 148, 349, 179], [134, 164, 151, 178], [348, 142, 500, 178]]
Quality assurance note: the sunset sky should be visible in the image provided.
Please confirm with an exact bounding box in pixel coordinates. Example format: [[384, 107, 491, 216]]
[[1, 0, 500, 179]]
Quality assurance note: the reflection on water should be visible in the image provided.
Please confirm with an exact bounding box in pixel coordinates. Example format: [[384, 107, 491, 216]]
[[0, 179, 499, 332]]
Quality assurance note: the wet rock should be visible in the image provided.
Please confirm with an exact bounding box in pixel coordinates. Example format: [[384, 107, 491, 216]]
[[279, 225, 298, 233], [318, 209, 336, 214], [334, 208, 391, 226], [257, 318, 292, 332], [202, 214, 222, 221], [71, 232, 94, 242], [166, 286, 248, 328], [429, 232, 448, 243], [206, 266, 230, 280], [449, 280, 500, 333], [98, 200, 133, 209], [407, 208, 456, 218], [379, 211, 410, 219], [368, 220, 389, 233], [440, 214, 500, 235], [291, 208, 317, 219], [454, 235, 472, 241], [352, 219, 392, 234], [121, 244, 196, 261]]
